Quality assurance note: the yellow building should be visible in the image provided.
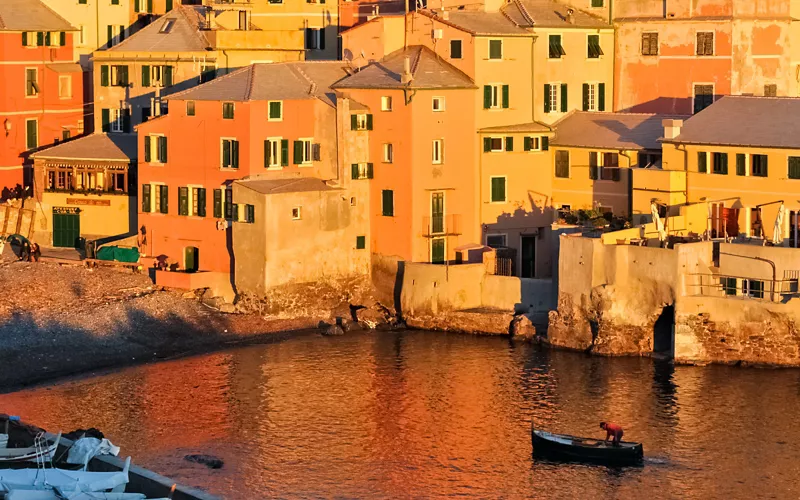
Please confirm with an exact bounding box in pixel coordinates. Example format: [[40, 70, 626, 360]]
[[657, 96, 800, 246], [30, 134, 136, 247]]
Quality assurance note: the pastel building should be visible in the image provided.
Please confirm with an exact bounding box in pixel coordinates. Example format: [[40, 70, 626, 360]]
[[614, 0, 800, 114], [333, 46, 480, 263], [0, 0, 84, 196]]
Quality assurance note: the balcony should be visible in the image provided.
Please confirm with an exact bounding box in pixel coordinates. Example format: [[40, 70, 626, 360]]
[[422, 214, 462, 238], [202, 0, 253, 9]]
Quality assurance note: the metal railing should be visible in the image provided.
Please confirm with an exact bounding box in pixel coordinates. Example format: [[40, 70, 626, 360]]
[[686, 273, 800, 302], [422, 214, 462, 237]]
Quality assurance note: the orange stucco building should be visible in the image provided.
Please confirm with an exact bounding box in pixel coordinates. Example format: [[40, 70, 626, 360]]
[[614, 0, 800, 114], [334, 46, 480, 263], [0, 0, 84, 197]]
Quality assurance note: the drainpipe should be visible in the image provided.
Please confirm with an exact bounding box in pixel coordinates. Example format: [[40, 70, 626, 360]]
[[530, 34, 537, 122], [222, 49, 231, 74], [619, 149, 632, 219], [96, 0, 100, 51]]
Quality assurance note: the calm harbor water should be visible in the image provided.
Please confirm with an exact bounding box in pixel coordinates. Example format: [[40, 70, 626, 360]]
[[1, 330, 799, 499]]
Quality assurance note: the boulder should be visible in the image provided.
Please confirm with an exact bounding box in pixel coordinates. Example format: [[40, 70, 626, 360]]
[[185, 454, 224, 469], [509, 314, 536, 341], [318, 321, 345, 336]]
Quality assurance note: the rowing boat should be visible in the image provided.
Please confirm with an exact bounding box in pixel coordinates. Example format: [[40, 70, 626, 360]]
[[531, 428, 643, 465], [0, 433, 61, 463]]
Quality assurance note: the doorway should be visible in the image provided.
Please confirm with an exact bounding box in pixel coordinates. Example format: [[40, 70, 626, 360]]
[[52, 209, 80, 248], [521, 235, 536, 278], [184, 246, 199, 272], [653, 305, 674, 356], [431, 238, 445, 264]]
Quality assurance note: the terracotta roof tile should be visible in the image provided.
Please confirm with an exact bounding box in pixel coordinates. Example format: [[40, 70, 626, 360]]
[[236, 177, 335, 194], [31, 134, 137, 162], [0, 0, 75, 32], [552, 111, 685, 150], [107, 6, 209, 52]]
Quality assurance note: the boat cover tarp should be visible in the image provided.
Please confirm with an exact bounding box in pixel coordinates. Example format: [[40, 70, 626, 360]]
[[96, 246, 139, 263], [67, 437, 121, 467]]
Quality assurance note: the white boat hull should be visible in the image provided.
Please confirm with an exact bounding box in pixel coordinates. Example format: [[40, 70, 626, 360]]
[[0, 433, 61, 463], [0, 456, 131, 493]]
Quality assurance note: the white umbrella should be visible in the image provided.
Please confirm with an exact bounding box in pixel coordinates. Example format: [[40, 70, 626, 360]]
[[651, 202, 666, 242], [773, 203, 785, 245]]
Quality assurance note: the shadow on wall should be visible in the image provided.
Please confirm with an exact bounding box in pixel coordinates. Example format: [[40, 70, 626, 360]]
[[620, 96, 715, 116], [488, 194, 555, 279]]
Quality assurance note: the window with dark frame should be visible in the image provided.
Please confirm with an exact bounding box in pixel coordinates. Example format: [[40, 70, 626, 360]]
[[789, 156, 800, 180], [587, 35, 603, 58], [489, 39, 502, 60], [712, 152, 728, 174], [696, 31, 714, 56], [693, 85, 713, 113], [641, 32, 658, 56], [752, 154, 768, 177], [222, 102, 234, 119], [555, 150, 569, 178], [450, 39, 462, 59], [549, 34, 565, 58], [764, 84, 777, 97]]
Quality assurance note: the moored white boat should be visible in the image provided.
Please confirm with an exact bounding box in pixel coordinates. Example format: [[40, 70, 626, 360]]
[[0, 433, 61, 463], [5, 492, 168, 500], [0, 456, 131, 493]]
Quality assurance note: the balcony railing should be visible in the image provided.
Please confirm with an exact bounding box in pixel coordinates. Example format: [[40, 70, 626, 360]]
[[422, 214, 462, 238]]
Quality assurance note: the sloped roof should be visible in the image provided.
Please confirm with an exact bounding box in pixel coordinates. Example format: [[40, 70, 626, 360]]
[[480, 121, 552, 133], [665, 95, 800, 149], [333, 45, 475, 90], [426, 11, 531, 35], [108, 5, 209, 52], [0, 0, 75, 32], [236, 177, 335, 194], [167, 62, 350, 107], [552, 111, 683, 151], [31, 134, 137, 161]]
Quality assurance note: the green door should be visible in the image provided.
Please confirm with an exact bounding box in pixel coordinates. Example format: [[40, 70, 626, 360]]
[[431, 238, 445, 264], [431, 192, 444, 234], [184, 246, 199, 273], [521, 235, 536, 278], [53, 211, 80, 248]]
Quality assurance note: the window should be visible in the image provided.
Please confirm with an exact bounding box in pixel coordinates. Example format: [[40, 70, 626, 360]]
[[351, 113, 372, 130], [524, 136, 541, 152], [696, 31, 714, 56], [200, 64, 216, 83], [601, 153, 620, 181], [153, 185, 168, 214], [268, 101, 282, 120], [22, 32, 35, 47], [224, 188, 233, 219], [178, 187, 189, 216], [549, 34, 565, 58], [305, 28, 325, 50], [159, 19, 176, 34], [223, 102, 234, 119], [752, 154, 768, 177], [488, 39, 502, 60], [25, 69, 39, 97], [490, 177, 506, 202], [110, 109, 124, 133], [62, 130, 71, 141], [712, 152, 728, 174], [222, 139, 240, 168], [544, 83, 567, 113], [555, 150, 570, 178], [486, 235, 506, 248], [141, 65, 173, 87], [432, 96, 445, 111], [720, 277, 737, 296], [265, 138, 285, 168], [356, 236, 366, 250], [351, 163, 373, 180], [382, 190, 394, 216], [483, 84, 509, 109], [483, 136, 504, 152], [244, 204, 255, 223], [587, 34, 603, 58], [591, 0, 603, 6], [638, 152, 660, 168], [141, 184, 151, 212], [381, 96, 392, 111], [764, 84, 777, 97], [504, 136, 514, 151], [450, 39, 462, 59], [213, 189, 223, 218], [186, 101, 195, 116], [789, 157, 800, 180], [744, 279, 764, 299], [292, 207, 302, 220], [697, 151, 707, 173], [383, 143, 393, 163], [156, 136, 167, 163], [432, 139, 444, 164], [25, 119, 38, 150], [693, 84, 713, 113], [294, 139, 313, 165], [736, 153, 747, 176], [58, 75, 72, 98], [583, 82, 598, 111]]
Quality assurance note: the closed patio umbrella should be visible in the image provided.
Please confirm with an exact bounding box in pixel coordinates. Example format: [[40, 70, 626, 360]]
[[773, 203, 785, 245], [651, 202, 666, 242]]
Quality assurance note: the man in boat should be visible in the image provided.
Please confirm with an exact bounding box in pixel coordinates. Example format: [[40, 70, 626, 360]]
[[600, 422, 624, 446]]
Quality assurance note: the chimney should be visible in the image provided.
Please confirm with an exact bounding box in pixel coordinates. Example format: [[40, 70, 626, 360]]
[[401, 56, 413, 85], [309, 82, 317, 95], [566, 8, 575, 24], [662, 119, 683, 140]]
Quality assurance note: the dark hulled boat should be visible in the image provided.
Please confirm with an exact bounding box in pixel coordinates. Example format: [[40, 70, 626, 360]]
[[531, 428, 643, 465]]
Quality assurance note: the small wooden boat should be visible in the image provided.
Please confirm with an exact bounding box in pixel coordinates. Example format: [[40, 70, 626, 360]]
[[0, 456, 130, 493], [532, 428, 643, 465], [0, 433, 61, 463]]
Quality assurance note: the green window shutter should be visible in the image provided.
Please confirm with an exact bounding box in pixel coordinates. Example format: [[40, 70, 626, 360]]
[[101, 108, 110, 132], [36, 32, 44, 46], [163, 66, 173, 87], [213, 189, 222, 218], [232, 141, 239, 168], [736, 154, 746, 176], [22, 32, 27, 46], [264, 140, 269, 168], [159, 136, 167, 163], [789, 157, 800, 179], [144, 136, 151, 162], [26, 120, 37, 150], [281, 139, 289, 166], [483, 85, 492, 109], [524, 137, 532, 151], [166, 0, 173, 10], [351, 164, 358, 179], [366, 114, 373, 130], [293, 141, 302, 164], [222, 140, 231, 167], [544, 84, 551, 113], [382, 190, 394, 216], [44, 32, 51, 46], [589, 153, 598, 179], [231, 204, 239, 222], [483, 137, 491, 152], [542, 136, 549, 151], [60, 32, 66, 47], [134, 0, 140, 12], [121, 65, 129, 86], [356, 236, 366, 249], [367, 163, 374, 179], [721, 153, 728, 174], [598, 83, 606, 111], [160, 185, 168, 214], [142, 184, 151, 212], [198, 189, 206, 217], [698, 152, 707, 173], [560, 83, 568, 112], [491, 178, 505, 202], [350, 114, 357, 130], [178, 187, 188, 216], [147, 0, 153, 13], [582, 83, 590, 111], [505, 136, 513, 152], [502, 85, 509, 109], [100, 65, 109, 87], [142, 65, 150, 87], [107, 25, 113, 46]]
